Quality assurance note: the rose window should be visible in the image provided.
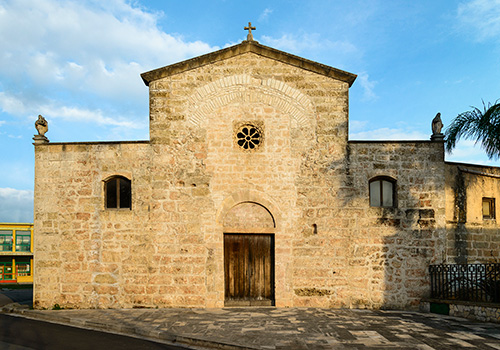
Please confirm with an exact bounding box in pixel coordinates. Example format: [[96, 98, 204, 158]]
[[236, 124, 262, 150]]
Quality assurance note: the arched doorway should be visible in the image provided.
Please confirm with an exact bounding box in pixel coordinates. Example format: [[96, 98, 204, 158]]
[[223, 202, 275, 306]]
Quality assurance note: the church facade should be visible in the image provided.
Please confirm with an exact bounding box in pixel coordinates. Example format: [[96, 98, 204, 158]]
[[33, 38, 500, 309]]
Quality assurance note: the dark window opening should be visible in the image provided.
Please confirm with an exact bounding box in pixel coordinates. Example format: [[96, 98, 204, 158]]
[[369, 177, 396, 208], [105, 176, 131, 209]]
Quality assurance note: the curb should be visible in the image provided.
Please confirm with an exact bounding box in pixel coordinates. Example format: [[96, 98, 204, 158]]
[[1, 305, 258, 350]]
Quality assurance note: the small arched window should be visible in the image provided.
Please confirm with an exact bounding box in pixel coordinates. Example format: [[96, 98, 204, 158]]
[[369, 176, 396, 208], [105, 176, 131, 209]]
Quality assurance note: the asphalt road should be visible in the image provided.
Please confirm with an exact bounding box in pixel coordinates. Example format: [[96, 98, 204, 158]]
[[0, 288, 185, 349], [0, 287, 33, 306], [0, 314, 186, 350]]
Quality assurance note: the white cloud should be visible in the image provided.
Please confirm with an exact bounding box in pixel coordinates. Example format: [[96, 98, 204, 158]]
[[356, 72, 378, 101], [446, 139, 500, 166], [0, 93, 28, 115], [349, 120, 369, 132], [0, 0, 217, 103], [0, 92, 139, 128], [0, 188, 34, 223], [41, 105, 137, 128], [350, 127, 429, 141], [456, 0, 500, 41], [259, 8, 273, 22]]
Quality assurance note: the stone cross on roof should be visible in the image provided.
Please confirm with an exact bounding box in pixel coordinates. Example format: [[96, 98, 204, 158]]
[[244, 22, 256, 41]]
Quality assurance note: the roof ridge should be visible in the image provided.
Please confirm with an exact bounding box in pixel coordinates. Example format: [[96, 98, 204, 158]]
[[140, 40, 356, 87]]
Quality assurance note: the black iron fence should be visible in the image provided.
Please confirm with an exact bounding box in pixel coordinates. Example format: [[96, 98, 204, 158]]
[[429, 263, 500, 303]]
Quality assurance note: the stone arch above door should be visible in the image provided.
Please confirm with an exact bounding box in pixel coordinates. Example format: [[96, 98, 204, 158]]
[[223, 202, 275, 233], [216, 190, 281, 232]]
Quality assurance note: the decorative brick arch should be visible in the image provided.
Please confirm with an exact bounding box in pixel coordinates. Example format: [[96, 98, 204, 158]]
[[187, 74, 314, 128]]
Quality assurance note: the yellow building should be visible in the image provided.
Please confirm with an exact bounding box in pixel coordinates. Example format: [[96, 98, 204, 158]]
[[0, 223, 33, 284]]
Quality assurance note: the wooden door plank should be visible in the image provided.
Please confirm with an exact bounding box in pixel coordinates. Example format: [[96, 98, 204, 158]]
[[235, 235, 243, 299], [249, 235, 255, 300], [264, 239, 271, 299], [265, 235, 273, 300], [224, 235, 232, 299], [230, 236, 237, 298], [256, 235, 264, 300], [243, 234, 250, 299]]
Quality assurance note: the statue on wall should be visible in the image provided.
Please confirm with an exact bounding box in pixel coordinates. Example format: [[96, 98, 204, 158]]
[[35, 115, 48, 136], [432, 113, 443, 135], [431, 112, 444, 141], [33, 115, 49, 144]]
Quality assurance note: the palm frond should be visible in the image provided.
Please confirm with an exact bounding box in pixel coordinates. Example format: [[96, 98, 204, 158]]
[[445, 100, 500, 159]]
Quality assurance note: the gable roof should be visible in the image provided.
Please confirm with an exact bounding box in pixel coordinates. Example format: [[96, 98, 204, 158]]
[[140, 40, 357, 87]]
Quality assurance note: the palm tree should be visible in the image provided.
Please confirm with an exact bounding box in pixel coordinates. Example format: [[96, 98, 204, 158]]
[[445, 100, 500, 160]]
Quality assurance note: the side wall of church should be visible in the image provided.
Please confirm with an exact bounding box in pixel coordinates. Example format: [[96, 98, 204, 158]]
[[34, 142, 153, 309], [343, 141, 447, 308], [445, 163, 500, 264]]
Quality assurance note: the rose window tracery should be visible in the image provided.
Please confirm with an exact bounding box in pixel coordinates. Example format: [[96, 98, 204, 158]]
[[236, 124, 262, 150]]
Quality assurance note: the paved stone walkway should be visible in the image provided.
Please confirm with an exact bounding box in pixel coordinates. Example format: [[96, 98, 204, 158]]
[[3, 306, 500, 349]]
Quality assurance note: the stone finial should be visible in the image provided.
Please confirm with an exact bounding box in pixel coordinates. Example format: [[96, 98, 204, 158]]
[[244, 22, 256, 41], [33, 115, 49, 144], [431, 112, 444, 141]]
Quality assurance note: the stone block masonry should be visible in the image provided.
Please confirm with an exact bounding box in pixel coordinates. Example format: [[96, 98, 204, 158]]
[[421, 300, 500, 323], [33, 39, 479, 310]]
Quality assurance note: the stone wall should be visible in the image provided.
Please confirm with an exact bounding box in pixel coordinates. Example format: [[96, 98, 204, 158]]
[[420, 300, 500, 323], [34, 50, 352, 309], [34, 141, 151, 308], [34, 46, 448, 310], [343, 141, 447, 308], [445, 163, 500, 263], [146, 52, 350, 308]]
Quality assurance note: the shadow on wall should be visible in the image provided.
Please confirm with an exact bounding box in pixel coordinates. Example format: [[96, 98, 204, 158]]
[[293, 140, 447, 309], [380, 208, 442, 308], [446, 163, 500, 264], [341, 141, 446, 309]]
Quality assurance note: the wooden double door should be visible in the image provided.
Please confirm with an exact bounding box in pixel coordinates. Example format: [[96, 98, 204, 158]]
[[224, 234, 275, 306]]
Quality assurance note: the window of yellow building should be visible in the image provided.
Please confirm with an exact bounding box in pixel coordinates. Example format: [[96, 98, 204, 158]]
[[16, 259, 31, 277], [0, 259, 14, 281], [15, 231, 31, 252], [0, 231, 13, 252]]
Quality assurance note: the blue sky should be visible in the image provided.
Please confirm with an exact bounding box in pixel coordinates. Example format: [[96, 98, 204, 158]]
[[1, 0, 500, 222]]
